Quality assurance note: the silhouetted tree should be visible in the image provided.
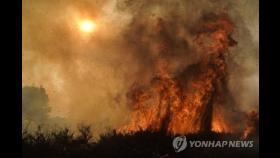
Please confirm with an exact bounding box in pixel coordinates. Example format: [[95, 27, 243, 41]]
[[22, 86, 50, 124]]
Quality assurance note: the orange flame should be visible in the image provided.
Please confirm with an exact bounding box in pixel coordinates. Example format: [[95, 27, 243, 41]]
[[118, 12, 240, 135]]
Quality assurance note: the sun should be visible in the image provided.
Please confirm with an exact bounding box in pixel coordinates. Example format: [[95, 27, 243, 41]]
[[79, 20, 96, 33]]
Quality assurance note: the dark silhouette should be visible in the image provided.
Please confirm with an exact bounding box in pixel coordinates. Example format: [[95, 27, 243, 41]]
[[23, 125, 258, 158]]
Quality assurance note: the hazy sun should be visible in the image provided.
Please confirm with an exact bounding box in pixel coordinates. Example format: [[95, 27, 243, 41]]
[[79, 20, 96, 33]]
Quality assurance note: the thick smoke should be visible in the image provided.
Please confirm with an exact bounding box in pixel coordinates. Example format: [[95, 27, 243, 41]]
[[23, 0, 258, 136]]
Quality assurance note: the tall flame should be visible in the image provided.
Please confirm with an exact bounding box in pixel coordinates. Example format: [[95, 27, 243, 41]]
[[118, 12, 240, 135]]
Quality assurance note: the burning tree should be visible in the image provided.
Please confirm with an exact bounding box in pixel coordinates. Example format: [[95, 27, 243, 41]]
[[118, 11, 256, 137]]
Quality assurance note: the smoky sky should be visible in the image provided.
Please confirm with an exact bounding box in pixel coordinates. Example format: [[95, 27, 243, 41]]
[[23, 0, 259, 136]]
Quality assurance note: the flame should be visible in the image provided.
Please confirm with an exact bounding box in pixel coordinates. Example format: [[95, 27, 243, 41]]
[[118, 12, 240, 135]]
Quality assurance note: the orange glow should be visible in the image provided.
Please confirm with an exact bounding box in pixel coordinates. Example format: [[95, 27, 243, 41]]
[[117, 12, 239, 136]]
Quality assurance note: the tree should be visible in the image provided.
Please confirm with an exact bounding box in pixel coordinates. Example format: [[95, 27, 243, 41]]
[[22, 86, 51, 125]]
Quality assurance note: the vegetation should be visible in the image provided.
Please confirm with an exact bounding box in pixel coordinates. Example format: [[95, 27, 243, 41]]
[[23, 125, 258, 158]]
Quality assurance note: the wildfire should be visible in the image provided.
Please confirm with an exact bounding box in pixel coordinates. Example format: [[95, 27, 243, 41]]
[[117, 12, 252, 136]]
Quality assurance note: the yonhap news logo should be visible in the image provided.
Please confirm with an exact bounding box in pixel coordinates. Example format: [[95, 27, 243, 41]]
[[172, 136, 187, 152], [172, 136, 254, 152]]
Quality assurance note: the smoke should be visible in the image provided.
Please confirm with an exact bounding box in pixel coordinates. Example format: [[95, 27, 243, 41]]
[[23, 0, 133, 135], [23, 0, 258, 136]]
